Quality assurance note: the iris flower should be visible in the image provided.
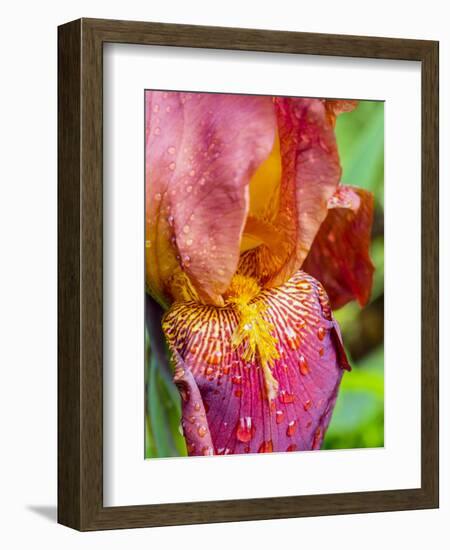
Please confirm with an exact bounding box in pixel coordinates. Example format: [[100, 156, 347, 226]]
[[145, 92, 374, 456]]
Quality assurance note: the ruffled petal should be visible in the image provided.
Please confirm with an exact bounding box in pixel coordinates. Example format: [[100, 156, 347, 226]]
[[303, 185, 375, 309], [145, 91, 276, 306], [324, 99, 358, 126], [239, 98, 342, 289], [163, 270, 349, 455]]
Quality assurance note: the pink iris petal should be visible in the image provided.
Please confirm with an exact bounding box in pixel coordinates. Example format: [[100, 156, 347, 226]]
[[239, 98, 342, 289], [303, 185, 375, 309], [145, 91, 276, 306], [172, 353, 214, 456], [163, 270, 350, 455]]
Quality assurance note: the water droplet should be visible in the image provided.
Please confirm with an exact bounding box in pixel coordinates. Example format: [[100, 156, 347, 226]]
[[167, 215, 174, 226], [275, 410, 284, 424], [186, 185, 193, 193], [186, 238, 193, 246], [187, 442, 196, 454], [231, 375, 242, 385], [197, 425, 208, 438], [317, 327, 326, 341], [202, 446, 214, 456], [183, 225, 190, 234], [205, 366, 215, 376], [298, 355, 309, 376], [285, 327, 295, 338], [205, 349, 222, 365], [154, 192, 162, 201], [182, 255, 191, 267], [154, 127, 161, 135], [236, 417, 254, 442], [169, 162, 176, 171], [297, 281, 311, 291], [222, 365, 230, 375], [258, 440, 273, 453], [168, 146, 176, 155], [287, 420, 297, 437], [189, 169, 196, 176], [153, 104, 160, 113], [286, 444, 298, 452], [285, 327, 301, 350], [166, 105, 171, 113], [303, 399, 313, 411], [199, 177, 206, 186], [194, 402, 201, 411], [280, 390, 295, 404]]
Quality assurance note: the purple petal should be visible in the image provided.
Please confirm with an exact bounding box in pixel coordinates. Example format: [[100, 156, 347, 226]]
[[164, 270, 349, 455]]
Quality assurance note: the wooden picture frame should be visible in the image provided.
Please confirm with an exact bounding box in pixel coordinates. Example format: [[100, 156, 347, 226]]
[[58, 18, 439, 531]]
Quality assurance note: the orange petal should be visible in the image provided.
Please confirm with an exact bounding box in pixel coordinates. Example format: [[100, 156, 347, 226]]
[[303, 185, 375, 309], [324, 99, 358, 126], [145, 91, 276, 307], [239, 98, 342, 288]]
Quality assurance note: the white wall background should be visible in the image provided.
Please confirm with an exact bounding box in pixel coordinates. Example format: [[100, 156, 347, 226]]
[[0, 1, 447, 548]]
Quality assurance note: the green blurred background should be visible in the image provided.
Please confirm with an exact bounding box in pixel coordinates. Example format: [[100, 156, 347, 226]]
[[145, 99, 385, 458], [323, 100, 384, 449]]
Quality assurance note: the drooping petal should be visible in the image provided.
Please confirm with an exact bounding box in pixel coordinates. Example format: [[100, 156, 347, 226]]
[[145, 91, 276, 307], [172, 353, 214, 456], [302, 185, 375, 309], [239, 98, 342, 290], [163, 270, 349, 455]]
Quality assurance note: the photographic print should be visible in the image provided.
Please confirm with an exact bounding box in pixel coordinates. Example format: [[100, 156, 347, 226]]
[[144, 91, 384, 458]]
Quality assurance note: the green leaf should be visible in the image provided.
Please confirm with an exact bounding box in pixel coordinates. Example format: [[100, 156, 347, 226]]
[[145, 327, 187, 458], [323, 348, 384, 449]]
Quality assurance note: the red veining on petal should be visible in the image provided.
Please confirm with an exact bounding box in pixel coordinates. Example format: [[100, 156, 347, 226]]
[[238, 98, 342, 289], [303, 185, 374, 309], [163, 270, 349, 455]]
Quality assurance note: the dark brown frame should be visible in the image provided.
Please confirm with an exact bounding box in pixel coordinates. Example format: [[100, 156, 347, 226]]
[[58, 17, 439, 531]]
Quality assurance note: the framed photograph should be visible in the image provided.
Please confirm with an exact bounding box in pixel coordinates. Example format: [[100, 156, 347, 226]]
[[58, 18, 439, 530]]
